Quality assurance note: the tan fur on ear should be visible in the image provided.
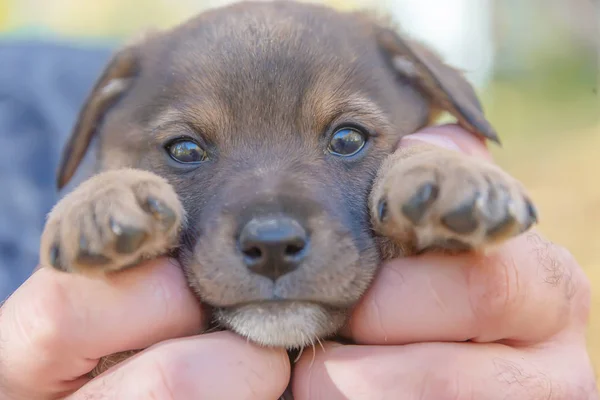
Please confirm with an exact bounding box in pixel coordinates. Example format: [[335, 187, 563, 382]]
[[56, 48, 138, 190], [376, 27, 500, 144]]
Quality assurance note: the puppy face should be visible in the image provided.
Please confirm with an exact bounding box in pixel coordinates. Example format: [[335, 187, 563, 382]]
[[57, 1, 494, 347]]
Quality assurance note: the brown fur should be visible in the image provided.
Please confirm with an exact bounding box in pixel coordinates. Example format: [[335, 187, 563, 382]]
[[39, 1, 537, 394]]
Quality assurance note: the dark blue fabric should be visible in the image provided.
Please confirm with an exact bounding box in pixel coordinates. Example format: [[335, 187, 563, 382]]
[[0, 40, 113, 301]]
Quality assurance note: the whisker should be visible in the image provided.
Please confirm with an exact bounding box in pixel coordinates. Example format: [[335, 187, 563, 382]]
[[309, 340, 317, 370], [294, 347, 304, 363], [316, 336, 326, 353]]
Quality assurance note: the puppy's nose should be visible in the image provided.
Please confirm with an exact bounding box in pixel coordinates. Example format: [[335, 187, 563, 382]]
[[238, 216, 308, 280]]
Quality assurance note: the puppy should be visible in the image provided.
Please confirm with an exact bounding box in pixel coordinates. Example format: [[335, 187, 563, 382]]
[[40, 0, 537, 391]]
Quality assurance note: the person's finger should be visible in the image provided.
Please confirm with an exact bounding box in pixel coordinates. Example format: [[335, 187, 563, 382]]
[[0, 258, 205, 398], [401, 123, 493, 161], [67, 331, 290, 400], [343, 231, 590, 345], [292, 338, 597, 400]]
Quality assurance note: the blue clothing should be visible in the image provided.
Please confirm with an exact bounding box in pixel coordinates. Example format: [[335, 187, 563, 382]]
[[0, 41, 112, 300]]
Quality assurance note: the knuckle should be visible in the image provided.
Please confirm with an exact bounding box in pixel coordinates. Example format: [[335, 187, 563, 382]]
[[575, 270, 592, 313], [545, 242, 591, 325], [558, 245, 591, 295], [21, 274, 75, 353], [0, 272, 79, 384], [571, 274, 592, 326]]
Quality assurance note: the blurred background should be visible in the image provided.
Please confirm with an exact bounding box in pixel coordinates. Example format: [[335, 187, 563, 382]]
[[0, 0, 599, 382]]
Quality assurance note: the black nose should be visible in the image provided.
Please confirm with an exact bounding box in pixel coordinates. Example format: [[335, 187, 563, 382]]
[[238, 216, 308, 280]]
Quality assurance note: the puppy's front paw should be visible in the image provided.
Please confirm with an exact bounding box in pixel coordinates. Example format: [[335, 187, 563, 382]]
[[371, 146, 537, 253], [40, 169, 184, 273]]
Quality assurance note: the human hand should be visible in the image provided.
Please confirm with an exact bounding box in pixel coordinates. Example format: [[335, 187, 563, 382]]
[[0, 258, 290, 400], [292, 125, 598, 400]]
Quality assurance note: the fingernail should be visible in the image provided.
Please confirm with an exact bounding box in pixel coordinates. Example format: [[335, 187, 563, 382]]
[[401, 133, 462, 152]]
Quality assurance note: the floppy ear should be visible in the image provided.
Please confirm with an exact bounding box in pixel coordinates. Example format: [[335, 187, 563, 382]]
[[375, 26, 499, 144], [56, 46, 139, 190]]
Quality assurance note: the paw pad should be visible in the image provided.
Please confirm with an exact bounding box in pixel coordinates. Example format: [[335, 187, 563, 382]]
[[441, 194, 480, 234], [371, 150, 538, 252], [75, 235, 112, 266], [143, 196, 177, 230], [401, 182, 438, 224], [40, 170, 183, 273], [110, 218, 148, 254]]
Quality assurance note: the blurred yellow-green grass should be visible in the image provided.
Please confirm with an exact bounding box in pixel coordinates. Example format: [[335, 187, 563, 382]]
[[488, 82, 600, 381], [1, 0, 599, 385]]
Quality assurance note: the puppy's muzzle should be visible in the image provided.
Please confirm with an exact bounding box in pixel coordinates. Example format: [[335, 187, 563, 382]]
[[191, 187, 370, 347], [238, 215, 308, 281]]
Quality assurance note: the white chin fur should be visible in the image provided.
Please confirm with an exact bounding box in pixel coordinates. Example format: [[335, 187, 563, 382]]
[[218, 301, 346, 348]]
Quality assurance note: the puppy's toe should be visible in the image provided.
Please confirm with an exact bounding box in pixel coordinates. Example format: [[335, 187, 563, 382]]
[[400, 182, 439, 224], [143, 196, 178, 231], [40, 169, 184, 274], [110, 219, 148, 255], [76, 234, 113, 266], [372, 148, 537, 253]]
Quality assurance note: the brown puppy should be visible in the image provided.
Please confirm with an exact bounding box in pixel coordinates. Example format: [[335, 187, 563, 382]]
[[40, 0, 537, 387]]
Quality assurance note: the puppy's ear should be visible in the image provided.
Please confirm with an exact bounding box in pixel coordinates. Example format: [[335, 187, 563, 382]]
[[56, 45, 139, 190], [376, 27, 499, 144]]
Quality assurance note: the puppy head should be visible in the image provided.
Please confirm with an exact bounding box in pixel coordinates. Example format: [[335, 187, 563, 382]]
[[57, 1, 495, 348]]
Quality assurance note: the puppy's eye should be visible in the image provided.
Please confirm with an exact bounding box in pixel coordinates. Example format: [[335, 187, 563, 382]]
[[328, 128, 367, 156], [166, 139, 207, 163]]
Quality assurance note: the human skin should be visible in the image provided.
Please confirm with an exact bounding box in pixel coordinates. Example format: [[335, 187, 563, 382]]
[[0, 125, 595, 400], [292, 126, 598, 400], [0, 259, 290, 400]]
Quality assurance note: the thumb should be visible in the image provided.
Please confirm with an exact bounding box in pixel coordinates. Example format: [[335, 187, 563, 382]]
[[400, 123, 494, 161]]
